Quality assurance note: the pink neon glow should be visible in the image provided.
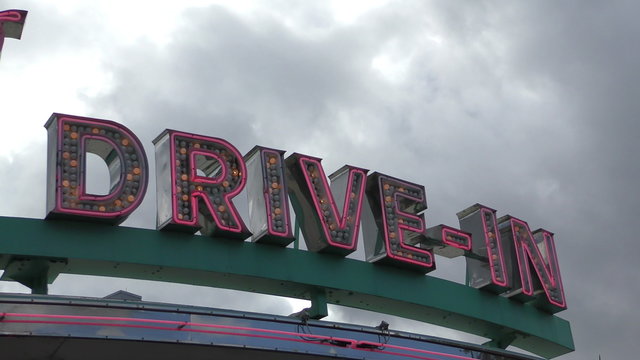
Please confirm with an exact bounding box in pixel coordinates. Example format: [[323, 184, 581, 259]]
[[507, 218, 566, 308], [0, 11, 22, 22], [0, 312, 477, 360], [440, 226, 471, 251], [52, 116, 147, 219], [262, 149, 292, 237], [355, 341, 476, 360], [298, 156, 367, 250], [479, 207, 509, 287], [378, 176, 433, 268], [169, 131, 248, 234]]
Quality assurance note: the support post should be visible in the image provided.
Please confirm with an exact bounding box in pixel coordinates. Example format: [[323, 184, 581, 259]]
[[0, 257, 66, 295], [308, 288, 328, 319], [483, 332, 517, 349]]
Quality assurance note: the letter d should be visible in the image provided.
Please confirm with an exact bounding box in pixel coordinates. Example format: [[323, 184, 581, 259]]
[[45, 113, 148, 224]]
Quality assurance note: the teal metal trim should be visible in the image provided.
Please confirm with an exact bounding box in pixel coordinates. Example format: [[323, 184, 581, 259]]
[[483, 332, 518, 349], [0, 216, 573, 358], [308, 288, 328, 319]]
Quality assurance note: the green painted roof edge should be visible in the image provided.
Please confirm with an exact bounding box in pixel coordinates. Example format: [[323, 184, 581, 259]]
[[0, 216, 573, 358]]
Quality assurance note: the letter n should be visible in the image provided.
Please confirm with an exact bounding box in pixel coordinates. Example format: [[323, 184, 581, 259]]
[[499, 215, 567, 313]]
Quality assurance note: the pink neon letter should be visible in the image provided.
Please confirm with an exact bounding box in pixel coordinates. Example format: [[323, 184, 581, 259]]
[[499, 216, 567, 313], [154, 130, 250, 239], [424, 224, 472, 259], [362, 172, 434, 273], [286, 153, 367, 255], [244, 146, 294, 246], [0, 10, 27, 58], [457, 204, 510, 293], [44, 113, 149, 224]]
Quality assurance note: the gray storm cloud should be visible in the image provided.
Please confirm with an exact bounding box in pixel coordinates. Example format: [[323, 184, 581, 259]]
[[1, 1, 638, 359]]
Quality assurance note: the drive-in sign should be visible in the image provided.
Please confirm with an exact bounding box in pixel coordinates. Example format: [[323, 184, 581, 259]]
[[45, 113, 566, 313]]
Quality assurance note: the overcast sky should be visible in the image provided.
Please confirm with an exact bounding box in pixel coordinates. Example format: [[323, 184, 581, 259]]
[[1, 1, 638, 359]]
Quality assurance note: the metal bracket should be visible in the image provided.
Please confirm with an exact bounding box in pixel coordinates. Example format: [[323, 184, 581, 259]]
[[0, 256, 67, 294], [308, 288, 328, 319], [483, 331, 517, 349]]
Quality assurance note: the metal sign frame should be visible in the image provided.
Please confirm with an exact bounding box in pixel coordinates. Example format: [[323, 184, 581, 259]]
[[0, 216, 573, 358]]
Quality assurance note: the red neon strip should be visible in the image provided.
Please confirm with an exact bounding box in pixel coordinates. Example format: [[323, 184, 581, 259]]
[[0, 11, 22, 22], [0, 313, 477, 360], [2, 312, 315, 339], [1, 319, 348, 349], [355, 341, 475, 360], [384, 343, 476, 360], [359, 346, 443, 360]]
